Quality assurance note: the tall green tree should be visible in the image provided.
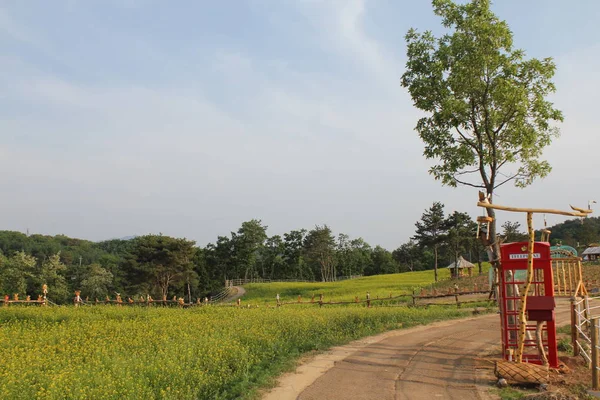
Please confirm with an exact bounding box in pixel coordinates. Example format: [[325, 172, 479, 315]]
[[262, 235, 285, 279], [204, 236, 234, 283], [366, 246, 398, 276], [231, 220, 268, 280], [443, 211, 476, 278], [282, 230, 309, 280], [413, 202, 446, 281], [501, 221, 528, 243], [129, 235, 196, 299], [40, 253, 69, 303], [393, 240, 422, 272], [336, 235, 372, 277], [80, 264, 113, 300], [401, 0, 563, 267], [303, 225, 337, 282], [0, 251, 36, 297]]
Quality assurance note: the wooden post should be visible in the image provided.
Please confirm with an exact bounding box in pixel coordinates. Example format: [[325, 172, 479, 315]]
[[571, 298, 580, 356], [515, 212, 535, 363], [592, 317, 599, 390]]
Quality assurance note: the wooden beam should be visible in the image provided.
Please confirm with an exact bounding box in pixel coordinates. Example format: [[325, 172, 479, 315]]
[[477, 201, 589, 217]]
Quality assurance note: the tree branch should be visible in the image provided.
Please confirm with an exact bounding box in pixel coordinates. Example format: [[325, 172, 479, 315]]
[[455, 168, 480, 176], [496, 150, 521, 170], [493, 173, 523, 189], [455, 127, 480, 154], [454, 176, 486, 188]]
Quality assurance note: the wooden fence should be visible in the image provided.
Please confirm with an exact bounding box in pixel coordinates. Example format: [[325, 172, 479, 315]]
[[571, 296, 600, 390], [1, 287, 236, 308], [225, 275, 362, 287]]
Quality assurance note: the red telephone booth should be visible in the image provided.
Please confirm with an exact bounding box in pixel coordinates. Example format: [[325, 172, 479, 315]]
[[499, 241, 558, 368]]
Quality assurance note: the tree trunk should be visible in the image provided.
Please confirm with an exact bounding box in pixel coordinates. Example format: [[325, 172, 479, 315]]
[[434, 246, 438, 282], [454, 250, 459, 279], [482, 191, 501, 303]]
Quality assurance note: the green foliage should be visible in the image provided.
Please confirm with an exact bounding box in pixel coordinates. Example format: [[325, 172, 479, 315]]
[[336, 235, 372, 277], [40, 254, 69, 303], [547, 216, 600, 249], [128, 235, 197, 299], [444, 211, 478, 276], [80, 264, 113, 299], [0, 251, 36, 296], [231, 219, 268, 280], [366, 246, 398, 276], [401, 0, 563, 260], [303, 225, 337, 282], [392, 241, 423, 272], [413, 202, 446, 281], [0, 203, 488, 303], [0, 305, 471, 400], [557, 338, 573, 354], [501, 221, 528, 243], [401, 0, 562, 193]]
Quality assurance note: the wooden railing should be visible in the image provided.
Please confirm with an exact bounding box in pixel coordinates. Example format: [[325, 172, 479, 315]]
[[225, 275, 362, 287]]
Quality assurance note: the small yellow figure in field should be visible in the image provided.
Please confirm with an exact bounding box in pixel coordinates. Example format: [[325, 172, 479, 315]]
[[74, 290, 82, 307]]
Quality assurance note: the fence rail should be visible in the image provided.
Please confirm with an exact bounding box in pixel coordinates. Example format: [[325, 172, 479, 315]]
[[226, 275, 362, 287], [572, 296, 600, 389]]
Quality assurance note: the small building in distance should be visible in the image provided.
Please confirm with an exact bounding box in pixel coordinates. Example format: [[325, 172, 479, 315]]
[[582, 247, 600, 261], [447, 256, 475, 278]]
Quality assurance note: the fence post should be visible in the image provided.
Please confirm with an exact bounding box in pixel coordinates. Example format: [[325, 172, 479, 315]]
[[571, 298, 579, 356], [592, 317, 599, 390]]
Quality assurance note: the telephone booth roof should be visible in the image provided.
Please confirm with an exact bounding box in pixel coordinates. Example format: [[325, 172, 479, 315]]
[[500, 242, 551, 270]]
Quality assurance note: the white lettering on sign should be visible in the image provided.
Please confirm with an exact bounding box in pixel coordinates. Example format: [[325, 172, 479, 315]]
[[508, 253, 541, 260]]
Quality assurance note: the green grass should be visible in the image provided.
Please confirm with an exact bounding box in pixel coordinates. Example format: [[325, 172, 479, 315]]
[[241, 264, 492, 305], [0, 305, 472, 400]]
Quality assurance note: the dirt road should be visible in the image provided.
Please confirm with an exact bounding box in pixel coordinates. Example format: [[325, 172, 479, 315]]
[[222, 286, 246, 303], [264, 303, 570, 400]]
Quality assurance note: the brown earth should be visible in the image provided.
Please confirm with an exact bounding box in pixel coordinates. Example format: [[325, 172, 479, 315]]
[[263, 302, 572, 400]]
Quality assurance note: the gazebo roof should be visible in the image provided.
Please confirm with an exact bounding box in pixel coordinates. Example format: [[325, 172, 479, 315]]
[[446, 256, 475, 269], [582, 247, 600, 256]]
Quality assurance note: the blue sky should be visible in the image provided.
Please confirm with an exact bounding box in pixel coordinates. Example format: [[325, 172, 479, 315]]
[[1, 0, 599, 249]]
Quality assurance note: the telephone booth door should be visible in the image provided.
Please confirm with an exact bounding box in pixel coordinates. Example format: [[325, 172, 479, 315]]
[[499, 242, 558, 368]]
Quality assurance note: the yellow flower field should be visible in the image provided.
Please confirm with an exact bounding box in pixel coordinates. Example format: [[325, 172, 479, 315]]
[[0, 305, 472, 400]]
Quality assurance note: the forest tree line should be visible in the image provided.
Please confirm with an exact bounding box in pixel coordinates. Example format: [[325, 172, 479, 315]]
[[1, 204, 598, 303]]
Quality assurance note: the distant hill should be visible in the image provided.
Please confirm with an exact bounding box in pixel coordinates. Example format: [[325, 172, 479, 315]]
[[546, 216, 600, 249]]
